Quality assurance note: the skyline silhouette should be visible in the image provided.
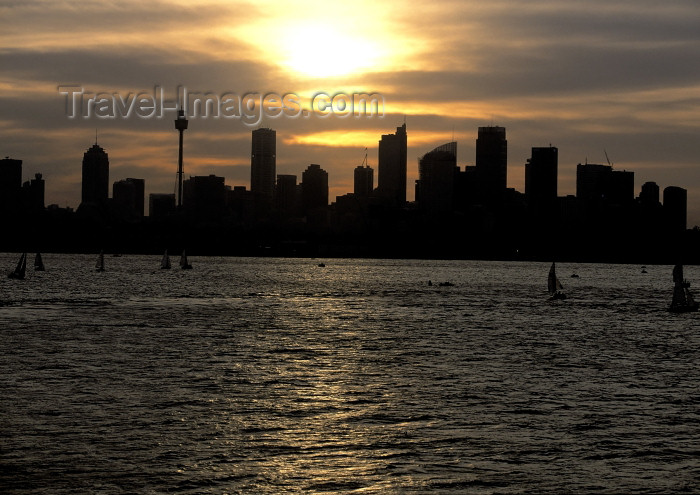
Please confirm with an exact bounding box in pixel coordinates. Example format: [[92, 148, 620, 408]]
[[3, 1, 700, 228], [1, 122, 698, 264]]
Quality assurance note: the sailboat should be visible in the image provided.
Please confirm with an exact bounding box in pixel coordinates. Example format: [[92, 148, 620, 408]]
[[34, 253, 45, 271], [180, 250, 192, 270], [668, 264, 699, 313], [8, 253, 27, 279], [160, 250, 171, 269], [95, 250, 105, 272], [548, 262, 566, 300]]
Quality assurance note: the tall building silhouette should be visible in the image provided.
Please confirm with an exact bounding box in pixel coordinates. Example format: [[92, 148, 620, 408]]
[[354, 164, 374, 197], [23, 173, 45, 212], [576, 163, 634, 204], [525, 146, 558, 213], [664, 186, 687, 232], [275, 174, 299, 218], [608, 169, 634, 204], [183, 175, 227, 221], [417, 142, 457, 214], [377, 123, 407, 207], [301, 164, 328, 214], [576, 163, 610, 202], [639, 181, 660, 206], [475, 126, 507, 204], [0, 157, 22, 216], [113, 178, 145, 219], [149, 193, 175, 219], [251, 128, 276, 212], [81, 142, 109, 206]]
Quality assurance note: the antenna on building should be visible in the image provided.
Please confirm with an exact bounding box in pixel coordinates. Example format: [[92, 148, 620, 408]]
[[95, 129, 98, 145]]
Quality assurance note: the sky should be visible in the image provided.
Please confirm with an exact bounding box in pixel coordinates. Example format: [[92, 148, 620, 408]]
[[2, 0, 700, 224]]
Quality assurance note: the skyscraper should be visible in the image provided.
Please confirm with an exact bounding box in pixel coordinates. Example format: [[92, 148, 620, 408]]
[[251, 128, 276, 211], [377, 123, 407, 207], [81, 142, 109, 206], [639, 181, 660, 206], [275, 174, 299, 218], [525, 146, 558, 212], [0, 157, 22, 216], [663, 186, 687, 232], [23, 173, 45, 212], [113, 178, 145, 218], [576, 163, 610, 202], [301, 164, 328, 214], [354, 164, 374, 197], [475, 126, 507, 204], [417, 142, 457, 214], [183, 174, 227, 221], [576, 163, 634, 204]]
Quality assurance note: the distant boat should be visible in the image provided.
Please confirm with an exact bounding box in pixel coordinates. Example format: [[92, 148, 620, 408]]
[[161, 250, 171, 269], [548, 262, 566, 300], [95, 251, 105, 272], [8, 252, 27, 279], [668, 264, 699, 313], [318, 263, 325, 267], [180, 250, 192, 270], [34, 252, 45, 271]]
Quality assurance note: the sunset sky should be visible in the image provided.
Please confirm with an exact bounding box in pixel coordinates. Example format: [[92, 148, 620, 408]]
[[2, 0, 700, 224]]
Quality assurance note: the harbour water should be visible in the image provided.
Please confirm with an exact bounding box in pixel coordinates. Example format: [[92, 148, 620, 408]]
[[1, 254, 698, 494]]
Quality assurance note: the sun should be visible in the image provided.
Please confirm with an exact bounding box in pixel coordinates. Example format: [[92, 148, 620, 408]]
[[278, 24, 379, 78]]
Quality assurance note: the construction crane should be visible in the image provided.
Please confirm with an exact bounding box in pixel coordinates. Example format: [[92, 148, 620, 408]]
[[604, 149, 613, 168]]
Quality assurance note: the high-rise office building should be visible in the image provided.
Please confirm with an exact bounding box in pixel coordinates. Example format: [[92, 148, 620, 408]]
[[576, 163, 610, 202], [663, 186, 687, 232], [377, 123, 407, 207], [276, 174, 299, 217], [354, 164, 374, 197], [81, 142, 109, 206], [639, 181, 660, 206], [0, 157, 22, 216], [149, 193, 176, 219], [301, 164, 328, 214], [251, 128, 276, 210], [525, 146, 558, 211], [113, 178, 145, 218], [608, 170, 634, 204], [417, 142, 457, 214], [183, 174, 227, 220], [22, 173, 45, 212], [475, 126, 507, 204], [576, 163, 634, 204]]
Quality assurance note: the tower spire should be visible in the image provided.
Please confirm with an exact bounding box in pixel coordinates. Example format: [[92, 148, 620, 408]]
[[175, 109, 189, 209]]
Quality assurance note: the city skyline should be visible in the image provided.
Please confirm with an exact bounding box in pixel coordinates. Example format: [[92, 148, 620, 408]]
[[1, 123, 692, 222], [2, 1, 700, 225]]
